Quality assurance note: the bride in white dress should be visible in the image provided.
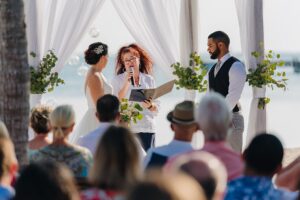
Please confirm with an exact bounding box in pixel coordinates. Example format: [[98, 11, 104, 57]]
[[70, 42, 112, 143]]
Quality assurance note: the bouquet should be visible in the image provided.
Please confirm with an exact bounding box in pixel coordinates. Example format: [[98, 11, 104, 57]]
[[120, 99, 143, 125]]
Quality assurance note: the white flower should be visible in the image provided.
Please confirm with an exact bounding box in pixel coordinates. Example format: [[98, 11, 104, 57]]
[[93, 45, 104, 54]]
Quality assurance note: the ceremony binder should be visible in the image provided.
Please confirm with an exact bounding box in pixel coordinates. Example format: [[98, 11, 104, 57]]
[[129, 80, 175, 102]]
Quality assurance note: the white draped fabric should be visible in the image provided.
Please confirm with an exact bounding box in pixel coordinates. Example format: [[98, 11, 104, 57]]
[[179, 0, 199, 101], [179, 0, 202, 148], [111, 0, 179, 78], [24, 0, 106, 106], [235, 0, 266, 146]]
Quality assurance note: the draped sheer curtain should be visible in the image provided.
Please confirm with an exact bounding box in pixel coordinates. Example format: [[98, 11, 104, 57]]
[[179, 0, 202, 148], [179, 0, 199, 101], [111, 0, 180, 78], [235, 0, 266, 146], [24, 0, 106, 106]]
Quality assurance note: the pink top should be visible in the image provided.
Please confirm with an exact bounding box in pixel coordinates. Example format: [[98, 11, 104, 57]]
[[202, 141, 244, 181]]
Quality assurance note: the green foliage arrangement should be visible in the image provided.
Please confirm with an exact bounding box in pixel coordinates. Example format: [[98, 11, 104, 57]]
[[120, 98, 143, 125], [247, 50, 288, 109], [171, 52, 208, 92], [30, 51, 65, 94]]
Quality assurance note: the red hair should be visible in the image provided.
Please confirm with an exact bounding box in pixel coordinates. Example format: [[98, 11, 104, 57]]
[[115, 44, 153, 75]]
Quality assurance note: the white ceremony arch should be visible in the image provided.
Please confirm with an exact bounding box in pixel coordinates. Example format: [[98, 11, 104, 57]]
[[25, 0, 265, 149]]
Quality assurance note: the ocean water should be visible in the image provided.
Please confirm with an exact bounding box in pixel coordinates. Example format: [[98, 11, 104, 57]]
[[42, 56, 300, 148]]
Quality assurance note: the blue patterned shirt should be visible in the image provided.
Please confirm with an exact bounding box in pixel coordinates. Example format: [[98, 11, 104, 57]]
[[225, 176, 297, 200]]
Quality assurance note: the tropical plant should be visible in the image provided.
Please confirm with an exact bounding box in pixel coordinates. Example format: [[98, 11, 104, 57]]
[[120, 99, 143, 125], [30, 50, 64, 94], [171, 52, 208, 92], [247, 50, 288, 109]]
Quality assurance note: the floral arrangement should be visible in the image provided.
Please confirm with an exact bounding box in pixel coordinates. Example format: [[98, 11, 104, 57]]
[[247, 50, 288, 109], [30, 51, 65, 94], [120, 99, 143, 125], [171, 52, 208, 92]]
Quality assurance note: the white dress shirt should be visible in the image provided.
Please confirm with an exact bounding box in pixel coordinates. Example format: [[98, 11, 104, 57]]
[[112, 72, 159, 133], [143, 139, 194, 168], [77, 122, 112, 155], [77, 122, 146, 161], [210, 53, 246, 110]]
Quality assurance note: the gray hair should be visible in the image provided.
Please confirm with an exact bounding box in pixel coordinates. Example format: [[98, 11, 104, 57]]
[[195, 92, 232, 141]]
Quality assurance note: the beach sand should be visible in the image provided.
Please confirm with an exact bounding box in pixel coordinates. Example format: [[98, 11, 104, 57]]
[[283, 148, 300, 167]]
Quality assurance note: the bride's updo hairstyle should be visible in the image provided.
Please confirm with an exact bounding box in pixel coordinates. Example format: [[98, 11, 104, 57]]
[[84, 42, 108, 65], [50, 105, 75, 140]]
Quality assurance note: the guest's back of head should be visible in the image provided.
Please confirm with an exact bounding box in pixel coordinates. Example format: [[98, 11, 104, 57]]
[[89, 125, 141, 191], [166, 151, 227, 200], [50, 104, 75, 139], [127, 170, 206, 200], [196, 92, 232, 141], [30, 105, 52, 134], [243, 133, 283, 176], [14, 161, 80, 200], [0, 134, 18, 183], [96, 94, 120, 122]]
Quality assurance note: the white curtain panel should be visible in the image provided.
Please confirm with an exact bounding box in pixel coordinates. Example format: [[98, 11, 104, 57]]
[[179, 0, 199, 66], [179, 0, 202, 148], [24, 0, 105, 107], [111, 0, 180, 78], [235, 0, 266, 147], [179, 0, 199, 100], [24, 0, 106, 72]]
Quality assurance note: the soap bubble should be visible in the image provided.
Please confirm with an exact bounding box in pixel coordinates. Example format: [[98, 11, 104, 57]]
[[44, 98, 58, 107], [77, 65, 89, 76], [89, 27, 100, 38], [68, 55, 80, 66]]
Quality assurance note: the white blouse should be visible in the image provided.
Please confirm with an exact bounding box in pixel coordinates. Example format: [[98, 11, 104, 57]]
[[112, 72, 159, 133]]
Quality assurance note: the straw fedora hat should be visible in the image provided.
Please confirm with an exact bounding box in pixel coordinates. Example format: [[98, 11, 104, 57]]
[[167, 101, 195, 125]]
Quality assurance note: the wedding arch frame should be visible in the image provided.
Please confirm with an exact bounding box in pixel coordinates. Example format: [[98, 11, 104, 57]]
[[24, 0, 265, 147]]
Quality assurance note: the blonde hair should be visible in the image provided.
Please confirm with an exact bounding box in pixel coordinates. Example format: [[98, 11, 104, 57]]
[[50, 105, 75, 140], [0, 120, 9, 138], [89, 126, 141, 190], [0, 122, 17, 180]]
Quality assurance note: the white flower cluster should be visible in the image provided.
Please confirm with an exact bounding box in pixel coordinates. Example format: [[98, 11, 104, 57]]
[[93, 45, 104, 55]]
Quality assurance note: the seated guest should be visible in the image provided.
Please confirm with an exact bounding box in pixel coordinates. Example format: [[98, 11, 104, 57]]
[[195, 92, 243, 181], [225, 133, 297, 200], [166, 151, 227, 200], [143, 101, 198, 169], [81, 126, 141, 200], [0, 125, 18, 200], [30, 105, 92, 177], [276, 156, 300, 192], [14, 161, 80, 200], [28, 105, 52, 156], [77, 94, 120, 155]]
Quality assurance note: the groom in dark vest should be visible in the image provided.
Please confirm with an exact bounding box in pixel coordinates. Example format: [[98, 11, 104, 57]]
[[207, 31, 246, 152]]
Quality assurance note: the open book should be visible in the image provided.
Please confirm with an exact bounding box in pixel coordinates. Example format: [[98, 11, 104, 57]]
[[129, 80, 175, 102]]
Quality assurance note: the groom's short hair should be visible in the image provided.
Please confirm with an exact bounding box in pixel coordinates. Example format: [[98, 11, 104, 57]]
[[208, 31, 230, 47], [96, 94, 120, 122]]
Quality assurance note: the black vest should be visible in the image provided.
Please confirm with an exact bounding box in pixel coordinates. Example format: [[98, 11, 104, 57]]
[[209, 56, 240, 112]]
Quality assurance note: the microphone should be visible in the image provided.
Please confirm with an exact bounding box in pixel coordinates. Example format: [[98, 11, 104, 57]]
[[129, 66, 135, 86]]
